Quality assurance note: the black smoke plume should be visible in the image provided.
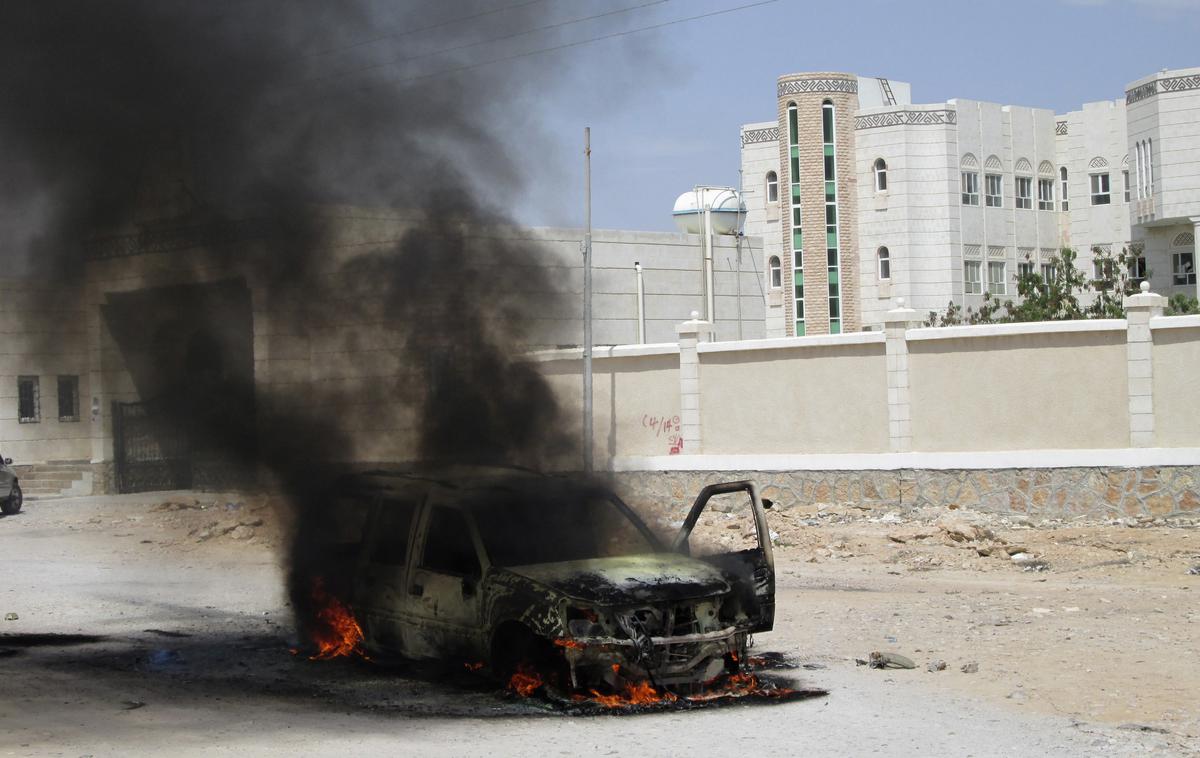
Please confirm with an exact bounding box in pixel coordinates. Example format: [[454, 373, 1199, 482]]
[[0, 1, 628, 638]]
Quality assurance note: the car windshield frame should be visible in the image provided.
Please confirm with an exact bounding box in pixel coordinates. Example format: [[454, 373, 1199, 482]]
[[467, 481, 663, 568]]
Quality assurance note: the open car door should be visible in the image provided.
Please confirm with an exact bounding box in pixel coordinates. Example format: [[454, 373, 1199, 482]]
[[670, 481, 775, 633]]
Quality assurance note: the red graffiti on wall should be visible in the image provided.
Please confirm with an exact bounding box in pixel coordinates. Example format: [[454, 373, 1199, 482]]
[[642, 414, 683, 455]]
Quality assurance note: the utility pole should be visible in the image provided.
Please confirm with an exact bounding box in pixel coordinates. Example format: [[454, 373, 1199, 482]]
[[583, 127, 594, 474]]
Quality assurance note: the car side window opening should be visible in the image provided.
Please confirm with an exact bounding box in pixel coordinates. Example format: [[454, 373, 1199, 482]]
[[370, 499, 417, 566], [421, 506, 480, 576]]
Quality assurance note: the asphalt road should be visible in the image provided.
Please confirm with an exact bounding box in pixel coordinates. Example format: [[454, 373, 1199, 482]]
[[0, 497, 1185, 757]]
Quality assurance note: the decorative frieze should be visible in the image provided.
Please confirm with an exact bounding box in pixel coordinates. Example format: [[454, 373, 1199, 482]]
[[1130, 73, 1200, 104], [741, 127, 779, 146], [854, 109, 956, 130], [1160, 73, 1200, 94], [777, 77, 858, 98]]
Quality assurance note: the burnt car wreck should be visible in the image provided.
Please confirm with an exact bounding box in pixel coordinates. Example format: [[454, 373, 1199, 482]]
[[309, 466, 780, 702]]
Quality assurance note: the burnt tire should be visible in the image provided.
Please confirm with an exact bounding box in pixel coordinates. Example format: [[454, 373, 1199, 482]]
[[2, 482, 22, 515], [490, 624, 569, 696]]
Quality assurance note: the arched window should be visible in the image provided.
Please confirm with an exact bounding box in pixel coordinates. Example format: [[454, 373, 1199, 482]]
[[765, 171, 778, 203], [877, 247, 891, 280], [1059, 166, 1069, 211], [873, 158, 887, 192], [1147, 138, 1154, 195], [768, 255, 782, 289]]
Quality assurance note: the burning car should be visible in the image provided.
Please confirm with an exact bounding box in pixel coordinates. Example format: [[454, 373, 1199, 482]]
[[316, 466, 775, 699]]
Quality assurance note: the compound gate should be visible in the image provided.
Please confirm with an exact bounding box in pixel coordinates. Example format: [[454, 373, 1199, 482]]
[[112, 400, 192, 493]]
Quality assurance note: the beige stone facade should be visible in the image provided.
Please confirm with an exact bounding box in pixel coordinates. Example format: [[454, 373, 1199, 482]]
[[776, 72, 860, 335]]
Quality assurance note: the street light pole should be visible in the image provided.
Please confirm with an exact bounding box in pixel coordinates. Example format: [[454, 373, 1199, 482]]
[[583, 127, 594, 474]]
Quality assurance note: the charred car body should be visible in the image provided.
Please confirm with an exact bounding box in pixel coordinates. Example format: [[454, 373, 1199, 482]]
[[327, 466, 775, 694]]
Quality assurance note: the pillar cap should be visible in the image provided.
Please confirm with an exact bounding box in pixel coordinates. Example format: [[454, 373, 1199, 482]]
[[676, 311, 715, 336], [883, 297, 920, 325], [1124, 283, 1167, 309]]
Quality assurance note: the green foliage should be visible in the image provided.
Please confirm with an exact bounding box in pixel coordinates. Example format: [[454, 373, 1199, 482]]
[[926, 246, 1147, 326], [1165, 293, 1200, 316]]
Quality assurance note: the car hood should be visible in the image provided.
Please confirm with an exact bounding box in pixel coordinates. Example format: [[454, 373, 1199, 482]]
[[504, 553, 731, 606]]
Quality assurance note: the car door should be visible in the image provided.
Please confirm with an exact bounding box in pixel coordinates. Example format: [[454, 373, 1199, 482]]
[[402, 498, 486, 660], [0, 452, 14, 497], [355, 494, 422, 658], [670, 481, 775, 633]]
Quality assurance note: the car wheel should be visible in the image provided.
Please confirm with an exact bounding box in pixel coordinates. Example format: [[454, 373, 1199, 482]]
[[1, 482, 22, 515]]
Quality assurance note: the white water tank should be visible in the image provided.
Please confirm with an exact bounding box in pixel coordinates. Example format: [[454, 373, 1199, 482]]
[[672, 188, 746, 235]]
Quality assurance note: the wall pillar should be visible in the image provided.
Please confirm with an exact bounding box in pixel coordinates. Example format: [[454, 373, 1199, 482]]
[[883, 299, 921, 453], [1192, 216, 1200, 303], [675, 311, 713, 455], [1124, 281, 1166, 448]]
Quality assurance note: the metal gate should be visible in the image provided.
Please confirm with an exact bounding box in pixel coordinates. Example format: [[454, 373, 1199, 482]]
[[112, 401, 192, 493]]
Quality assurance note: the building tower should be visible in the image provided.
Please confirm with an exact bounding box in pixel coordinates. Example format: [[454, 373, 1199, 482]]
[[776, 72, 860, 335]]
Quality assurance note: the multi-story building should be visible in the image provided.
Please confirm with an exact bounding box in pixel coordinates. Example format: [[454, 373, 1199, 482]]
[[741, 67, 1200, 334]]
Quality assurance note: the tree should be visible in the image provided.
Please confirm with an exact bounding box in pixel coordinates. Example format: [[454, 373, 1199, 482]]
[[926, 246, 1147, 326], [1166, 293, 1200, 316]]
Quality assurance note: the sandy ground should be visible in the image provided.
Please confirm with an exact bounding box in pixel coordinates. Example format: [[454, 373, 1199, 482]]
[[1, 492, 1197, 757]]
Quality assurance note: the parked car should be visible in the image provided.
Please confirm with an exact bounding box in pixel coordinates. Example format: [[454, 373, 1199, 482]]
[[329, 465, 775, 695], [0, 455, 22, 515]]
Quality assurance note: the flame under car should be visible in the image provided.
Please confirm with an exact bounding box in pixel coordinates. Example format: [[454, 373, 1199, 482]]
[[330, 467, 775, 697]]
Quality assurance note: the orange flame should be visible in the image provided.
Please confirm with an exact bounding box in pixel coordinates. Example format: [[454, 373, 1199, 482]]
[[507, 663, 544, 697], [553, 638, 585, 650], [305, 577, 366, 661]]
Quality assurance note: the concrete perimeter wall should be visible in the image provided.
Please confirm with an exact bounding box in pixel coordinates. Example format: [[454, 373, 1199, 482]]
[[536, 311, 1200, 460]]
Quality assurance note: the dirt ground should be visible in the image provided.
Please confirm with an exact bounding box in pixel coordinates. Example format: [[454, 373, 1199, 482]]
[[1, 491, 1197, 757]]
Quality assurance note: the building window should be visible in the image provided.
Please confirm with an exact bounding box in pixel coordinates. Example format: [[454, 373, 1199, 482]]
[[1128, 254, 1147, 283], [821, 100, 835, 144], [1018, 261, 1035, 279], [787, 102, 804, 336], [1090, 173, 1111, 205], [1123, 170, 1131, 203], [964, 260, 982, 295], [822, 99, 842, 334], [873, 158, 887, 192], [1038, 178, 1055, 211], [987, 261, 1006, 295], [1041, 262, 1057, 285], [961, 171, 979, 205], [1093, 259, 1108, 281], [1174, 251, 1196, 285], [766, 171, 778, 203], [1015, 176, 1033, 209], [18, 376, 39, 424], [768, 255, 782, 288], [1147, 138, 1154, 196], [1136, 141, 1144, 199], [57, 375, 80, 422], [877, 247, 891, 280], [985, 174, 1003, 207], [1060, 167, 1069, 211]]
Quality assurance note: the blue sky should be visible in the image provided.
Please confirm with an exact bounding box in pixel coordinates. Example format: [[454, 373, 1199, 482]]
[[508, 0, 1200, 232]]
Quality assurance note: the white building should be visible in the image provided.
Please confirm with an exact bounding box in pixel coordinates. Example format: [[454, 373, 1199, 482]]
[[740, 67, 1200, 334]]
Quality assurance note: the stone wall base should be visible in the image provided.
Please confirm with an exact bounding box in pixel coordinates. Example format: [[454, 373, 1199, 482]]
[[611, 466, 1200, 520]]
